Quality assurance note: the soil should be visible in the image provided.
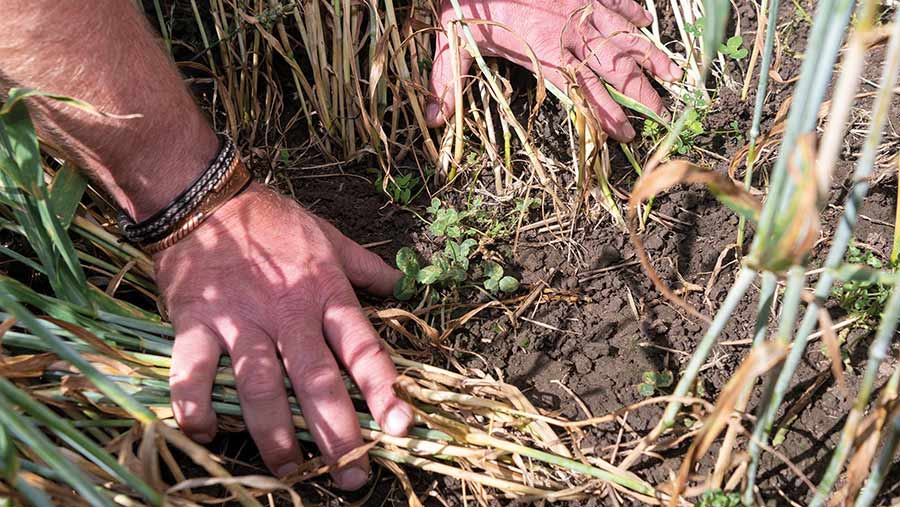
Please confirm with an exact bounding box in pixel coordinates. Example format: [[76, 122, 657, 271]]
[[172, 1, 900, 505]]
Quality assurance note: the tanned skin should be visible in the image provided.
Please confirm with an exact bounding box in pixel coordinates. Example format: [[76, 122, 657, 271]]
[[0, 0, 678, 491]]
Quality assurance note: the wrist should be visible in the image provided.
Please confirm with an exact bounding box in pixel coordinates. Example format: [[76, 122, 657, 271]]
[[113, 118, 219, 221], [151, 181, 269, 263], [119, 135, 251, 253]]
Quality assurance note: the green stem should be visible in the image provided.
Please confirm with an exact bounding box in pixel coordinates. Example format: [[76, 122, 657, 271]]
[[0, 294, 156, 423], [661, 267, 757, 427], [743, 11, 900, 503], [743, 266, 806, 504], [0, 378, 161, 506], [810, 273, 900, 506], [0, 392, 116, 507]]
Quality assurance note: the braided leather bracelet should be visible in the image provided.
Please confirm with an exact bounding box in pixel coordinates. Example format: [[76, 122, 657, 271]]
[[117, 134, 252, 254]]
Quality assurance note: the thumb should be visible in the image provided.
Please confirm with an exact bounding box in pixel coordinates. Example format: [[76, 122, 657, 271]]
[[425, 29, 473, 128]]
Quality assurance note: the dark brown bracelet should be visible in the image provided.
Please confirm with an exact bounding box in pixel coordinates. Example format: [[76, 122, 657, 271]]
[[143, 156, 251, 253], [118, 134, 235, 244], [117, 134, 251, 252]]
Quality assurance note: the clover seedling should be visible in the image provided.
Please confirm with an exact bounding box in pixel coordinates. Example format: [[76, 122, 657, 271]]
[[636, 369, 674, 397], [719, 35, 748, 60], [482, 260, 520, 294], [831, 245, 893, 323], [428, 198, 467, 238], [394, 247, 421, 300], [697, 489, 741, 507]]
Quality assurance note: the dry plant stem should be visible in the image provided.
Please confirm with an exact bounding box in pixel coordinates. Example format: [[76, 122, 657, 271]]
[[370, 448, 551, 496], [448, 21, 465, 175], [743, 10, 900, 505], [388, 0, 439, 161], [155, 423, 261, 507], [740, 0, 767, 100], [445, 0, 560, 207]]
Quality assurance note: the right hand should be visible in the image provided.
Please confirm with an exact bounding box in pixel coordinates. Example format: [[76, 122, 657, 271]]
[[155, 183, 411, 489], [425, 0, 682, 141]]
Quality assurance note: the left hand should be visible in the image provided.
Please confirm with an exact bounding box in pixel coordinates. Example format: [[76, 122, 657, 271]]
[[425, 0, 682, 141]]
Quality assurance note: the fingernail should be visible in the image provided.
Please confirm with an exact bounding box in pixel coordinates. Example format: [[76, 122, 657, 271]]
[[425, 102, 441, 123], [622, 122, 636, 141], [193, 432, 215, 444], [384, 405, 413, 436], [337, 467, 368, 490], [669, 61, 684, 81], [276, 462, 299, 478]]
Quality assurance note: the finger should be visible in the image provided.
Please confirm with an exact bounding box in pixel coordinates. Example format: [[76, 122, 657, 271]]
[[315, 217, 402, 296], [170, 318, 222, 443], [596, 0, 654, 27], [320, 277, 412, 439], [275, 298, 371, 490], [545, 52, 635, 142], [573, 28, 666, 118], [426, 28, 474, 128], [591, 7, 682, 81], [225, 322, 301, 477]]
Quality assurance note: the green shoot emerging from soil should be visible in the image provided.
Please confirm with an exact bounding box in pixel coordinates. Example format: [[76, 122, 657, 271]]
[[697, 489, 742, 507], [718, 35, 748, 60], [831, 245, 894, 323], [393, 198, 522, 301], [636, 369, 674, 397], [371, 168, 427, 205]]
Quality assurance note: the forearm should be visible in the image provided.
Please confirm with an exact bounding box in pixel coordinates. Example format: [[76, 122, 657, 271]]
[[0, 0, 217, 221]]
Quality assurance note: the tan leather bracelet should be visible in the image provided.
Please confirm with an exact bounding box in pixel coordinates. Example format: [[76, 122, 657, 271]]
[[143, 156, 251, 254]]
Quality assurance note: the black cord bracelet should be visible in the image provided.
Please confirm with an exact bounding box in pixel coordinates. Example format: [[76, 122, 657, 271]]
[[118, 134, 237, 245]]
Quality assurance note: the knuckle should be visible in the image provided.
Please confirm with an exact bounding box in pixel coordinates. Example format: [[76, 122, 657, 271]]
[[295, 363, 344, 399], [346, 338, 387, 371], [317, 271, 353, 307], [255, 433, 297, 463], [325, 435, 363, 462], [237, 377, 284, 405]]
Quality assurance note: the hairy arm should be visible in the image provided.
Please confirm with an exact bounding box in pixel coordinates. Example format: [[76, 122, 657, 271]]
[[0, 0, 410, 489], [0, 0, 216, 220]]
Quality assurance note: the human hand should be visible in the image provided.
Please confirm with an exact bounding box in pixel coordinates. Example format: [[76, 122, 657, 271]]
[[155, 183, 411, 489], [425, 0, 682, 141]]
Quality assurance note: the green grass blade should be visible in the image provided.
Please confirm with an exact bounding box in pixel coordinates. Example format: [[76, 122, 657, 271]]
[[0, 378, 161, 505], [49, 162, 87, 229], [0, 392, 117, 507], [0, 292, 157, 423]]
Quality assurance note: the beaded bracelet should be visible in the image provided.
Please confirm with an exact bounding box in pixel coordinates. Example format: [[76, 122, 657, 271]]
[[117, 134, 252, 253]]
